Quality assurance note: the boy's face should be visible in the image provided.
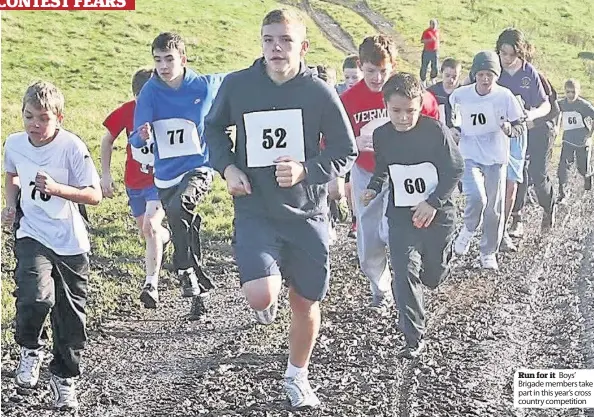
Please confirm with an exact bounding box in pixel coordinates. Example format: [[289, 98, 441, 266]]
[[442, 66, 461, 90], [262, 23, 308, 75], [344, 67, 363, 89], [386, 93, 422, 132], [23, 103, 63, 142], [565, 86, 578, 102], [475, 70, 497, 93], [498, 44, 519, 69], [153, 48, 186, 83], [361, 58, 394, 93]]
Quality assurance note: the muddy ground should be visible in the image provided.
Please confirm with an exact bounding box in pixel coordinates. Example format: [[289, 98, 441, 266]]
[[2, 168, 593, 417]]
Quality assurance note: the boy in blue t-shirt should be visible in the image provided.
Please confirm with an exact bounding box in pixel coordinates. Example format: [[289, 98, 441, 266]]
[[130, 32, 225, 316]]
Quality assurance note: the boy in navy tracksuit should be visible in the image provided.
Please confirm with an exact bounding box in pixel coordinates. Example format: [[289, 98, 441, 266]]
[[204, 9, 357, 409], [130, 32, 225, 314], [362, 73, 463, 358]]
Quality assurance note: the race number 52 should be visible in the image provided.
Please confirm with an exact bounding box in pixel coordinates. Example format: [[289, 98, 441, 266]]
[[262, 128, 287, 149]]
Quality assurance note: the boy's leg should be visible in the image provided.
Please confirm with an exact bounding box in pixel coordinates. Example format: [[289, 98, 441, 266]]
[[47, 251, 89, 379], [388, 218, 424, 355], [344, 173, 356, 238], [557, 143, 573, 199], [461, 160, 487, 233], [13, 238, 54, 388], [420, 219, 456, 290], [350, 164, 392, 305], [280, 216, 329, 408], [159, 169, 214, 297], [140, 192, 170, 308], [480, 164, 506, 256], [576, 145, 592, 189]]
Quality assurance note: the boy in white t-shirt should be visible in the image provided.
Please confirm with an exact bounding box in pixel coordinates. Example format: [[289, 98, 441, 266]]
[[449, 51, 525, 270], [2, 81, 102, 411]]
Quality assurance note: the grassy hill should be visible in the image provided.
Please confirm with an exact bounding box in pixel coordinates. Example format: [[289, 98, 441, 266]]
[[0, 0, 346, 344]]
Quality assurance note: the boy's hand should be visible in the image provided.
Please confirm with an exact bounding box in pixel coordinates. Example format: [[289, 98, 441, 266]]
[[100, 174, 115, 198], [361, 189, 377, 206], [223, 164, 252, 196], [355, 134, 374, 152], [500, 121, 512, 136], [585, 116, 593, 131], [1, 206, 16, 229], [139, 123, 152, 142], [35, 171, 61, 196], [274, 156, 306, 188], [411, 200, 437, 228]]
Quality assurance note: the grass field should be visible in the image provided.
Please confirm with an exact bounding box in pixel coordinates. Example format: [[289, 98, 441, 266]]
[[1, 0, 593, 346], [0, 0, 346, 344]]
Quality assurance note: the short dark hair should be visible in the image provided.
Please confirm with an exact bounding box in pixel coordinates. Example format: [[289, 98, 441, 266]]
[[382, 72, 423, 102], [342, 54, 359, 70], [132, 68, 153, 97], [359, 35, 397, 66], [441, 57, 461, 72], [151, 32, 186, 56]]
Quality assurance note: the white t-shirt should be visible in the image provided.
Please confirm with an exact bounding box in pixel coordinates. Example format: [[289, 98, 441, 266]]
[[3, 129, 100, 255], [449, 84, 524, 165]]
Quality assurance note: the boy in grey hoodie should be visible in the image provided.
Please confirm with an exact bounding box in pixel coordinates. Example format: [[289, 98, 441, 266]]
[[204, 8, 357, 409]]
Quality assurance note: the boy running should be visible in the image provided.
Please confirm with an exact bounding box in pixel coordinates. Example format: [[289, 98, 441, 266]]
[[557, 79, 594, 202], [341, 34, 440, 309], [419, 19, 440, 88], [130, 32, 226, 315], [204, 9, 357, 408], [362, 73, 463, 358], [427, 58, 462, 128], [100, 68, 171, 308], [336, 54, 363, 95], [450, 51, 525, 270], [2, 81, 102, 410]]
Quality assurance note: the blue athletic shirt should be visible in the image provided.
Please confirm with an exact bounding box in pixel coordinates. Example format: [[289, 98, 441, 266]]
[[130, 68, 226, 188]]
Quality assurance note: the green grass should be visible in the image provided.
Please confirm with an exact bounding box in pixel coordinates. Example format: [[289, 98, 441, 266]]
[[0, 0, 346, 345], [367, 0, 594, 99]]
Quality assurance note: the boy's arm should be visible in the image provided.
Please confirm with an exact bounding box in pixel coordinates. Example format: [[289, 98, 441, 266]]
[[129, 87, 153, 148], [506, 92, 527, 138], [204, 77, 236, 177], [1, 172, 20, 228], [426, 126, 464, 209], [99, 131, 116, 197], [305, 89, 358, 185], [366, 131, 389, 193]]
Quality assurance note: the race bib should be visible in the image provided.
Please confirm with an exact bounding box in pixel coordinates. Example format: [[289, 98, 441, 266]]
[[244, 109, 305, 168], [16, 162, 70, 219], [459, 102, 500, 136], [438, 104, 446, 125], [131, 139, 155, 174], [388, 162, 438, 207], [153, 118, 201, 160], [562, 111, 585, 131]]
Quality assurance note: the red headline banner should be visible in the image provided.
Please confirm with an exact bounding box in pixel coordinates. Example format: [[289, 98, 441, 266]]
[[0, 0, 134, 10]]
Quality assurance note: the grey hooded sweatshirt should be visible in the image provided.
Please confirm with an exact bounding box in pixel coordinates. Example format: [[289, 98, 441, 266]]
[[204, 58, 357, 220]]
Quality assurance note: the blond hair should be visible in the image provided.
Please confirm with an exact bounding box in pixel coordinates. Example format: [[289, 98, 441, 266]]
[[22, 81, 64, 116]]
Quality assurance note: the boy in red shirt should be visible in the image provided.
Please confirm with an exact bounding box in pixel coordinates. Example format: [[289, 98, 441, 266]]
[[100, 68, 170, 309], [341, 34, 439, 309], [420, 19, 440, 88]]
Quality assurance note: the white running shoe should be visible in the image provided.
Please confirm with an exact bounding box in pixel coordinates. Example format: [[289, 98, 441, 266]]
[[180, 270, 201, 297], [15, 347, 44, 388], [480, 253, 499, 270], [284, 374, 320, 409], [50, 374, 79, 411], [254, 301, 278, 325], [454, 227, 474, 255]]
